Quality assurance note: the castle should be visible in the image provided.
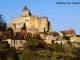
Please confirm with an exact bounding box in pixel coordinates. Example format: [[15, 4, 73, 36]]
[[8, 6, 52, 34]]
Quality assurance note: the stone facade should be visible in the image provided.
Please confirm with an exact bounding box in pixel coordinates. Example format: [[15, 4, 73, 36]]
[[3, 39, 26, 50], [70, 35, 80, 43], [8, 6, 52, 33]]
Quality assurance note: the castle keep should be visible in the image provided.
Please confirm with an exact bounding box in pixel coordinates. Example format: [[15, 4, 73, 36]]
[[8, 6, 52, 33]]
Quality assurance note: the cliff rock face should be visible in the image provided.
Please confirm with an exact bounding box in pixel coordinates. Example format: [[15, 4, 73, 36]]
[[8, 6, 52, 33]]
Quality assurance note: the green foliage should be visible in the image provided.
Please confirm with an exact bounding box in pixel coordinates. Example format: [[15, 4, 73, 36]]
[[63, 36, 70, 40], [19, 49, 58, 60], [21, 36, 80, 60], [19, 50, 39, 60], [73, 47, 80, 59], [53, 43, 63, 52], [49, 42, 63, 52], [0, 14, 7, 32], [0, 41, 18, 60], [0, 37, 2, 41], [53, 31, 59, 37], [19, 50, 29, 60], [6, 27, 13, 32], [24, 37, 47, 51], [0, 36, 79, 60], [0, 41, 10, 49], [21, 37, 56, 60], [66, 41, 72, 46], [7, 47, 18, 60]]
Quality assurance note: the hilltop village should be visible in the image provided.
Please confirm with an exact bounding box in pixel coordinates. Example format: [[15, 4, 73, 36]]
[[0, 6, 80, 60], [1, 6, 80, 49]]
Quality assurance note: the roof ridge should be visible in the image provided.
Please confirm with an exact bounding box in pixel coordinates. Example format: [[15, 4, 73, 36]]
[[64, 29, 74, 31]]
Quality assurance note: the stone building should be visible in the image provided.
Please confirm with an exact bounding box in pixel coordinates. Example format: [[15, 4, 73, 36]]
[[59, 29, 76, 37], [2, 31, 27, 50], [8, 6, 52, 34], [70, 35, 80, 43]]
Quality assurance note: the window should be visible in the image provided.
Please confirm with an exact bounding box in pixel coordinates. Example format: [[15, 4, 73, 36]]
[[20, 40, 23, 44], [13, 40, 17, 44]]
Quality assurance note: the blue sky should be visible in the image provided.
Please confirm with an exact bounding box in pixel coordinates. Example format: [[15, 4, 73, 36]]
[[0, 0, 80, 34]]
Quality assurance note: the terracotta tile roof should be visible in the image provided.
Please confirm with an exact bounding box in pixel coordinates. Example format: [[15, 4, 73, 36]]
[[11, 36, 24, 40], [64, 30, 75, 35], [61, 29, 76, 36], [1, 31, 14, 39], [1, 30, 26, 40], [11, 30, 26, 40]]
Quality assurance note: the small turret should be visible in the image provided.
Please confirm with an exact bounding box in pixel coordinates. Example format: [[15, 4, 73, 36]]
[[22, 6, 29, 11], [22, 6, 31, 16]]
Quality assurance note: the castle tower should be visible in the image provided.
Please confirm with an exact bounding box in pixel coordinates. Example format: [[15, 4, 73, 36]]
[[39, 16, 48, 32], [8, 6, 52, 34], [22, 6, 31, 16]]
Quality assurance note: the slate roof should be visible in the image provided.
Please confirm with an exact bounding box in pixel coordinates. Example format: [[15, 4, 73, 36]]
[[22, 6, 32, 15], [23, 6, 28, 11]]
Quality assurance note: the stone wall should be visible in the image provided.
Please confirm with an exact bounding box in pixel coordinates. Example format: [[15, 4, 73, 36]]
[[8, 6, 52, 33], [39, 17, 48, 32]]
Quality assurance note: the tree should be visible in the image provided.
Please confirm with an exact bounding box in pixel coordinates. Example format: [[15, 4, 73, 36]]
[[0, 41, 18, 60], [73, 47, 80, 59], [0, 14, 7, 32], [0, 41, 10, 60], [6, 27, 13, 32], [53, 31, 59, 37], [24, 37, 48, 51], [63, 36, 70, 40], [49, 42, 63, 52]]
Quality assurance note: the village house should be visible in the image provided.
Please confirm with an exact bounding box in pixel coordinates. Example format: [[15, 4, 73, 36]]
[[1, 30, 27, 50], [44, 35, 54, 44], [40, 32, 67, 44], [70, 35, 80, 43], [52, 35, 67, 44], [59, 29, 76, 37], [40, 33, 53, 44], [54, 39, 67, 45]]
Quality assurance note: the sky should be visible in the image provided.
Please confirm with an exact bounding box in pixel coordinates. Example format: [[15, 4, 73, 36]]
[[0, 0, 80, 34]]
